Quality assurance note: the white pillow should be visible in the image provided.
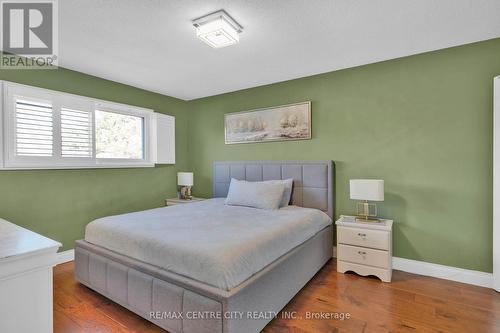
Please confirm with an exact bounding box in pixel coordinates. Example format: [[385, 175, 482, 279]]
[[225, 178, 285, 210], [264, 179, 294, 207]]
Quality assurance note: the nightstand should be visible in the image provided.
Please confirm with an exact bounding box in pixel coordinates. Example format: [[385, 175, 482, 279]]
[[165, 197, 206, 206], [335, 215, 393, 282]]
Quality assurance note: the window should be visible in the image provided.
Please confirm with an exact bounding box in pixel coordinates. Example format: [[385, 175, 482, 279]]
[[0, 81, 174, 169], [95, 110, 143, 159]]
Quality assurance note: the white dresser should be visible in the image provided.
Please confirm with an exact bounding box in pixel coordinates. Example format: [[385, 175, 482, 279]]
[[336, 215, 393, 282], [0, 219, 61, 333]]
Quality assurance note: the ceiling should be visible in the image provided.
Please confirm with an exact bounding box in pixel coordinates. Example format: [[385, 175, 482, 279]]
[[59, 0, 500, 100]]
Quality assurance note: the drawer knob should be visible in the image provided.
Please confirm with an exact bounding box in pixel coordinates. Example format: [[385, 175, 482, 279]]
[[358, 251, 367, 255], [358, 233, 367, 238]]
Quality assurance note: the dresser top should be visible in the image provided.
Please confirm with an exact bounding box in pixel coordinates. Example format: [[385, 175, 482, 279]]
[[336, 215, 393, 231], [0, 219, 61, 260]]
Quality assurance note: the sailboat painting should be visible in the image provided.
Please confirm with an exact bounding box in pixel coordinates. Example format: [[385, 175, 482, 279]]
[[225, 101, 311, 144]]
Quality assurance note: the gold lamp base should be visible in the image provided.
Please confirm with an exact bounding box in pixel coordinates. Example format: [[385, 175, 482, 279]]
[[179, 186, 192, 200], [355, 201, 380, 223]]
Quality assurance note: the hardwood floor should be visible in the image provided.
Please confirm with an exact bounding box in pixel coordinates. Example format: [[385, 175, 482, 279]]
[[54, 260, 500, 333]]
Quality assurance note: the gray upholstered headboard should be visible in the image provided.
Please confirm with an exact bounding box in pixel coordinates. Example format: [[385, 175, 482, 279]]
[[213, 160, 334, 219]]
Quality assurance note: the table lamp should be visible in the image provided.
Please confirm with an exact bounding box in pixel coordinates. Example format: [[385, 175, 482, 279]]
[[350, 179, 384, 222], [177, 172, 194, 200]]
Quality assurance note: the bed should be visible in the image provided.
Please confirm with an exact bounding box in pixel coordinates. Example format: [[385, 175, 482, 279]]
[[75, 160, 334, 333]]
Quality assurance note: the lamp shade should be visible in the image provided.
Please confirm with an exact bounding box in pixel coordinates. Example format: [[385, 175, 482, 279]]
[[177, 172, 194, 186], [350, 179, 384, 201]]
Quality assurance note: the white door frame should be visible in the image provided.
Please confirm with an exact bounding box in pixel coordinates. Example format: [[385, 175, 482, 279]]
[[493, 75, 500, 292]]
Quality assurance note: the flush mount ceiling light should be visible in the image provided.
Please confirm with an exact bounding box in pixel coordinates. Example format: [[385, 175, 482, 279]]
[[192, 10, 243, 48]]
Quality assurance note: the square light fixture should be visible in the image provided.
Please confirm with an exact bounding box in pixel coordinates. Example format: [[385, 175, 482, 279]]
[[192, 10, 243, 48]]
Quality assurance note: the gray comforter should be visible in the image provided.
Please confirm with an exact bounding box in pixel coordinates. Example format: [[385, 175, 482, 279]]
[[85, 198, 331, 290]]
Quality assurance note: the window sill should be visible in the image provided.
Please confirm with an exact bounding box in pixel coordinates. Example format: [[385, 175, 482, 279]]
[[0, 163, 157, 170]]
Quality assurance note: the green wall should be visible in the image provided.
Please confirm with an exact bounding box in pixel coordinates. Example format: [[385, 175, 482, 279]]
[[0, 68, 189, 251], [2, 38, 499, 272], [187, 38, 500, 273]]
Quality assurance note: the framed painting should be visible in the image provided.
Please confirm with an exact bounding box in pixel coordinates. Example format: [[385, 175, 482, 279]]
[[224, 101, 311, 144]]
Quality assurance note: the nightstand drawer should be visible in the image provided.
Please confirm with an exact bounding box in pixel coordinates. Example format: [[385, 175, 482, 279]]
[[337, 244, 390, 269], [337, 226, 390, 250]]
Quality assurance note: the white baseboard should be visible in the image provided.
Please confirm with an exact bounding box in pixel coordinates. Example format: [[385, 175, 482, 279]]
[[55, 249, 74, 265], [392, 256, 493, 288], [332, 246, 493, 288]]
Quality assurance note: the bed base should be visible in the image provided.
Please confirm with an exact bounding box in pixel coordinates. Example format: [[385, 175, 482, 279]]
[[75, 224, 332, 333]]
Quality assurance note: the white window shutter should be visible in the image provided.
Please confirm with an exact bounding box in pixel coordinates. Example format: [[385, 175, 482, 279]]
[[15, 98, 54, 157], [155, 113, 175, 164], [61, 108, 93, 157]]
